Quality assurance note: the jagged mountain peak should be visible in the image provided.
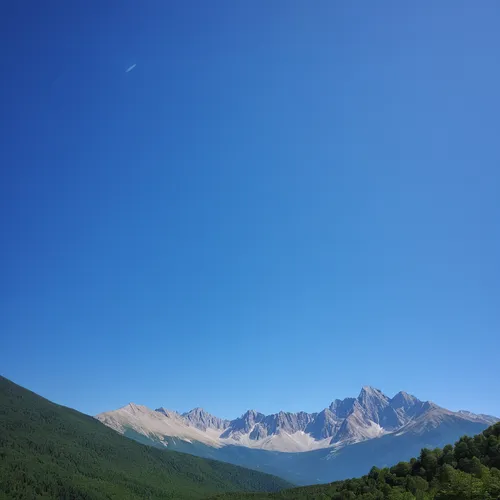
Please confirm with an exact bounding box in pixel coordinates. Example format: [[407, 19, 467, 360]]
[[155, 406, 182, 418], [305, 407, 341, 440], [123, 402, 140, 411], [121, 403, 157, 416], [183, 407, 212, 419], [329, 397, 356, 418], [267, 410, 315, 435], [185, 406, 205, 414], [361, 385, 379, 392], [422, 401, 441, 411], [357, 386, 390, 408], [356, 386, 390, 425], [358, 386, 388, 399], [219, 409, 266, 438], [329, 399, 342, 409], [182, 407, 229, 431], [242, 409, 265, 420], [390, 391, 420, 408], [393, 390, 417, 400]]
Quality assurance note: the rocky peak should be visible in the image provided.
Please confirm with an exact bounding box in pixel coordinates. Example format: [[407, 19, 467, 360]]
[[329, 397, 356, 419], [220, 409, 265, 437], [124, 402, 141, 412], [358, 386, 388, 400], [155, 407, 182, 419], [182, 407, 229, 431], [305, 408, 342, 440], [390, 391, 419, 409], [357, 386, 390, 424], [331, 404, 385, 445], [242, 409, 265, 423], [249, 424, 268, 440], [420, 401, 443, 413], [188, 407, 204, 414], [121, 403, 157, 417], [264, 411, 315, 434]]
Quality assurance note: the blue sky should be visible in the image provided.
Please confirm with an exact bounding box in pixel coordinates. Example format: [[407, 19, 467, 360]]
[[1, 1, 499, 419]]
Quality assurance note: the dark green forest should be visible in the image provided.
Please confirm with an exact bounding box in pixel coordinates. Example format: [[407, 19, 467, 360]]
[[0, 376, 291, 499], [213, 422, 500, 499]]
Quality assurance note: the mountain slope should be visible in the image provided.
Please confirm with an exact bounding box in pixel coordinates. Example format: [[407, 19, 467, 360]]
[[0, 376, 291, 500], [99, 403, 223, 447], [211, 421, 500, 499]]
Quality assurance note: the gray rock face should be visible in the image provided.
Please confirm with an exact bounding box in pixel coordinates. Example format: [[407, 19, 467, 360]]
[[220, 410, 266, 438], [155, 407, 182, 418], [305, 408, 341, 439], [329, 398, 356, 419], [264, 411, 316, 434], [147, 387, 499, 451], [221, 409, 316, 439], [391, 391, 419, 410], [356, 386, 390, 424], [182, 407, 230, 431], [249, 424, 268, 440], [332, 405, 370, 444]]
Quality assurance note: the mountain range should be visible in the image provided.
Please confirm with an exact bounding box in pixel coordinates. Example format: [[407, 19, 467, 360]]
[[96, 386, 498, 484]]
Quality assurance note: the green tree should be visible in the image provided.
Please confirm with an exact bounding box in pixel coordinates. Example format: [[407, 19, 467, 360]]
[[420, 449, 439, 480], [470, 456, 482, 477], [391, 462, 412, 478], [435, 469, 484, 500]]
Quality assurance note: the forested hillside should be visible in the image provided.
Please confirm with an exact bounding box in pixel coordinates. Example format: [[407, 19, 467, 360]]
[[0, 376, 291, 499], [213, 422, 500, 499]]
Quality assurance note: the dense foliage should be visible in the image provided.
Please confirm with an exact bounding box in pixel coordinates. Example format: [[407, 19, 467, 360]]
[[214, 422, 500, 499], [0, 376, 291, 499]]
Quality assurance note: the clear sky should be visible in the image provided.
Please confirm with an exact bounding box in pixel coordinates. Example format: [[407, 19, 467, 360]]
[[1, 1, 499, 419]]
